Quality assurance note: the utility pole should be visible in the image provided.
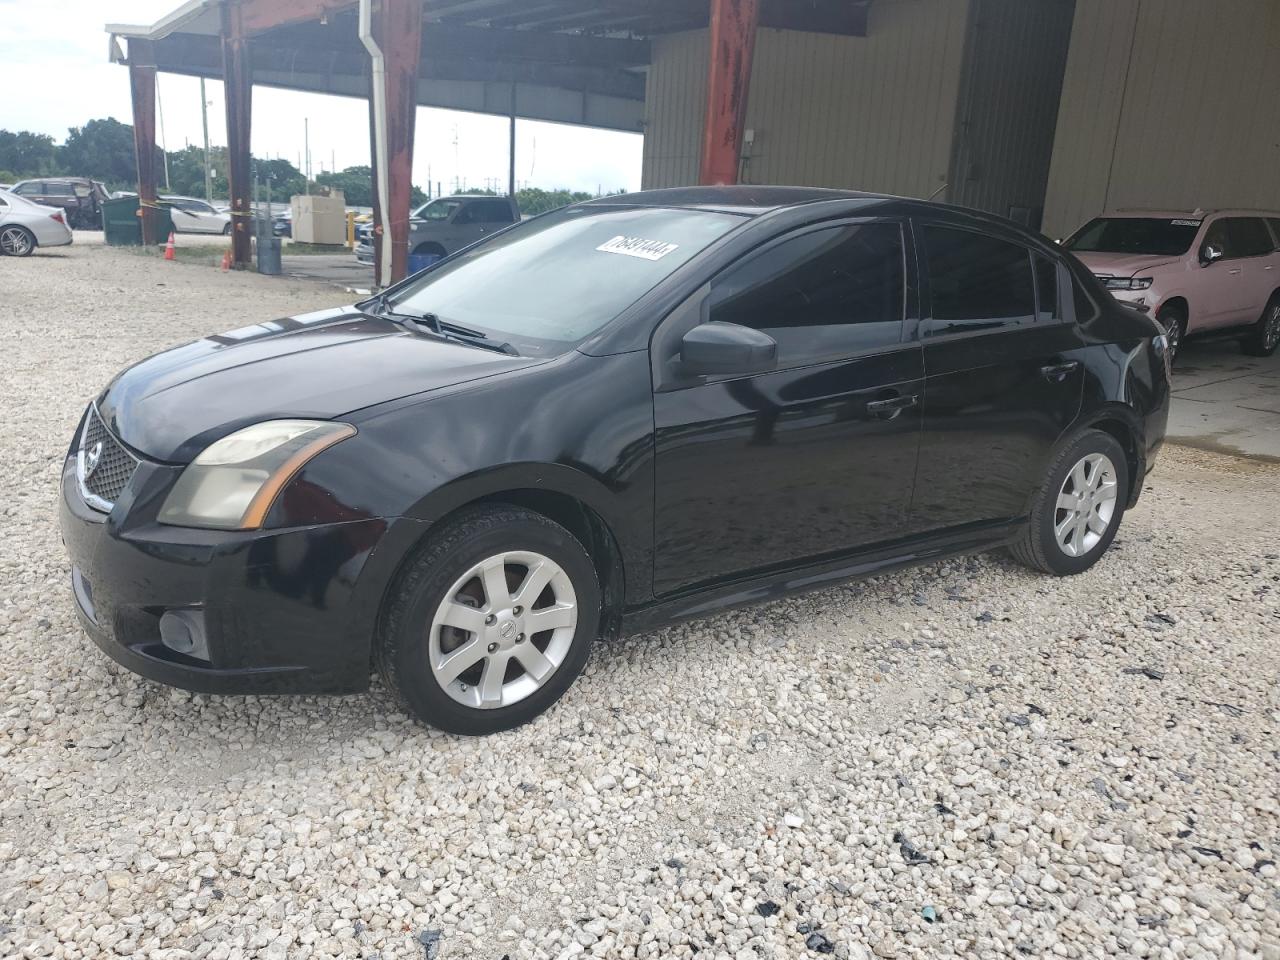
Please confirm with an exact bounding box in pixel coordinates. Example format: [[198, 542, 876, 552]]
[[200, 78, 213, 202]]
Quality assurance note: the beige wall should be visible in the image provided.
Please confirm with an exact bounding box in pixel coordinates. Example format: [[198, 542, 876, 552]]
[[642, 0, 972, 198], [1043, 0, 1280, 238]]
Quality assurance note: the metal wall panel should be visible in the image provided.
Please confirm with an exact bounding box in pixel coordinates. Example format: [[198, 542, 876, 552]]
[[1043, 0, 1280, 238], [642, 0, 972, 197], [947, 0, 1075, 228]]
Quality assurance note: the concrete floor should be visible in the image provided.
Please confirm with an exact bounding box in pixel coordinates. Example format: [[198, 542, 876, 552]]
[[280, 252, 374, 293], [1168, 340, 1280, 461]]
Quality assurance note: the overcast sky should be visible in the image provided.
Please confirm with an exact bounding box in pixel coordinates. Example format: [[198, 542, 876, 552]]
[[1, 0, 643, 195]]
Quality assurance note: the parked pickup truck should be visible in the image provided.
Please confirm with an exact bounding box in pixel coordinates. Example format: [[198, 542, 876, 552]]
[[356, 195, 520, 265]]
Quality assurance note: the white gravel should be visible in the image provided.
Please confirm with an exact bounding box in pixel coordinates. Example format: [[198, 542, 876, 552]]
[[2, 242, 1279, 960]]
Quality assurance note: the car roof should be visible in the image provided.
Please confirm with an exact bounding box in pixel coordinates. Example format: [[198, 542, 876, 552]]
[[1102, 208, 1280, 219]]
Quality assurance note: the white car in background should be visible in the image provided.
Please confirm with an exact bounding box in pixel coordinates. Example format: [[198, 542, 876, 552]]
[[161, 195, 233, 235], [0, 188, 74, 257]]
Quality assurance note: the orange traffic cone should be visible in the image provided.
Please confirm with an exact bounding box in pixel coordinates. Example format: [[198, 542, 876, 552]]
[[164, 231, 176, 261], [221, 249, 231, 272]]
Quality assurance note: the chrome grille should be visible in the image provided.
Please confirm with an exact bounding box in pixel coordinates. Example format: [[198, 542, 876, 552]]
[[78, 406, 139, 511]]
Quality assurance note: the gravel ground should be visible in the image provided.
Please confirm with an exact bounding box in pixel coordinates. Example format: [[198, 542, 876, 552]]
[[2, 242, 1278, 960]]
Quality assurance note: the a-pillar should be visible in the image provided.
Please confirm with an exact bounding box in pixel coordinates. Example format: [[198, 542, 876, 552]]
[[222, 1, 253, 267], [699, 0, 760, 186], [369, 0, 423, 285], [127, 40, 160, 245]]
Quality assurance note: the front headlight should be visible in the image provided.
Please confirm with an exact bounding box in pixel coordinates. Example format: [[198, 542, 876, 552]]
[[159, 420, 356, 530], [1104, 276, 1154, 291]]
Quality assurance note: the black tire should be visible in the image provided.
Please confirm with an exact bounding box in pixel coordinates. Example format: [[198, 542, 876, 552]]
[[1241, 293, 1280, 357], [0, 225, 36, 257], [1010, 429, 1130, 577], [222, 222, 234, 236], [376, 505, 600, 735], [1156, 303, 1186, 365]]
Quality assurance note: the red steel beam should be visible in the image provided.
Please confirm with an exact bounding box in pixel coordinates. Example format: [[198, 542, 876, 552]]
[[374, 0, 424, 284], [128, 59, 160, 245], [699, 0, 759, 186], [222, 1, 254, 267]]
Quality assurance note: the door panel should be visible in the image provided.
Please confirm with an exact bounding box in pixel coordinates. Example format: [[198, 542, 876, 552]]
[[913, 324, 1084, 530], [652, 219, 923, 596], [911, 223, 1084, 531], [653, 351, 924, 595], [1197, 218, 1251, 329]]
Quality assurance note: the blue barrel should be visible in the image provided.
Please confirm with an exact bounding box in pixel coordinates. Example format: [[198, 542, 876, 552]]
[[408, 252, 443, 274]]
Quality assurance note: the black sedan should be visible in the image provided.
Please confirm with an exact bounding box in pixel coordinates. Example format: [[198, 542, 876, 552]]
[[60, 187, 1171, 735]]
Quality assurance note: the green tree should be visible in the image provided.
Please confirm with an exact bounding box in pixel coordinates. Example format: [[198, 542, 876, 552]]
[[515, 187, 596, 216], [0, 130, 57, 177], [59, 118, 138, 185]]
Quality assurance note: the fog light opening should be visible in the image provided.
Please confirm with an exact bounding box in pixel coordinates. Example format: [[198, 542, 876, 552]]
[[159, 609, 211, 662]]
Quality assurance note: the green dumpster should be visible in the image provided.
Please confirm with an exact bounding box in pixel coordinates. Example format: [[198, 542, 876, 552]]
[[102, 196, 175, 246]]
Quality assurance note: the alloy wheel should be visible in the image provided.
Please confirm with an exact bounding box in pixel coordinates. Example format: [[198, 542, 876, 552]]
[[1264, 304, 1280, 351], [0, 227, 33, 256], [1053, 452, 1119, 558], [428, 551, 578, 710], [1161, 313, 1183, 359]]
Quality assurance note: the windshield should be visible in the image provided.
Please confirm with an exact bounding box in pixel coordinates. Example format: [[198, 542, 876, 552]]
[[413, 198, 461, 221], [1065, 217, 1201, 256], [384, 205, 745, 355]]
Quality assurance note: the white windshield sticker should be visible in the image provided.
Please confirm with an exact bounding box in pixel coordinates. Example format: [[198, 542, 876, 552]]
[[1171, 219, 1202, 227], [596, 235, 680, 261]]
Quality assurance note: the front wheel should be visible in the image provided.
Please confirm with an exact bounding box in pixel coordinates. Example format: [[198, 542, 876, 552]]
[[1241, 295, 1280, 357], [1157, 305, 1186, 364], [222, 222, 233, 236], [1011, 429, 1129, 576], [0, 225, 35, 257], [377, 506, 600, 735]]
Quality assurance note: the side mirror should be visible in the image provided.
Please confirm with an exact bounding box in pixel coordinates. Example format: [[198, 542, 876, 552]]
[[1201, 243, 1224, 266], [680, 322, 778, 377]]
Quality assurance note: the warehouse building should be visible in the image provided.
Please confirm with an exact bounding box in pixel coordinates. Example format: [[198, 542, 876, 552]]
[[110, 0, 1280, 281]]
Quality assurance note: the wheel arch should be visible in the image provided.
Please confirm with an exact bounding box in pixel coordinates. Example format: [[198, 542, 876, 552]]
[[412, 241, 447, 257], [1068, 407, 1146, 508], [1155, 294, 1190, 328]]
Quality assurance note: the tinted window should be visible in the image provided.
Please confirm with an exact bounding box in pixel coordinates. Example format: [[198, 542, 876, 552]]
[[923, 226, 1035, 333], [14, 182, 40, 195], [1035, 255, 1061, 322], [389, 205, 742, 354], [1202, 218, 1232, 257], [1065, 217, 1201, 256], [1073, 277, 1098, 322], [708, 223, 906, 364], [1267, 219, 1280, 250], [1228, 218, 1273, 257], [475, 200, 515, 224], [413, 199, 461, 221], [45, 183, 76, 197]]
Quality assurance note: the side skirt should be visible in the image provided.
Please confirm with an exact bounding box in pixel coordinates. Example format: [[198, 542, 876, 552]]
[[619, 519, 1025, 636]]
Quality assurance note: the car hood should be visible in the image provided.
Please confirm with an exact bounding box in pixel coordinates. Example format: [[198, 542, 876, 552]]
[[97, 307, 542, 462], [1071, 251, 1180, 277]]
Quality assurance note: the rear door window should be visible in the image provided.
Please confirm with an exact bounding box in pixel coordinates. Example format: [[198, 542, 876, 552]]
[[922, 225, 1036, 334], [477, 200, 516, 224], [708, 222, 907, 365], [1227, 218, 1274, 258]]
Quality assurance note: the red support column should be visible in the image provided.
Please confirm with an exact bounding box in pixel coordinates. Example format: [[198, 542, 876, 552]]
[[373, 0, 423, 284], [128, 57, 160, 245], [699, 0, 759, 186], [222, 1, 253, 268]]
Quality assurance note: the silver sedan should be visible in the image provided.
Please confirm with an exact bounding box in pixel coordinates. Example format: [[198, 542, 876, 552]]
[[0, 188, 74, 257]]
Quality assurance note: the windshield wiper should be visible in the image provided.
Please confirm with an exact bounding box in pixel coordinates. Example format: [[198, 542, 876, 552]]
[[399, 313, 520, 357]]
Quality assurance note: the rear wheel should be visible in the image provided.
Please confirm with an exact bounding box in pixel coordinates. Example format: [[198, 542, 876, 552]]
[[1241, 294, 1280, 357], [1156, 304, 1186, 364], [0, 225, 35, 257], [377, 506, 600, 735], [1011, 429, 1129, 576]]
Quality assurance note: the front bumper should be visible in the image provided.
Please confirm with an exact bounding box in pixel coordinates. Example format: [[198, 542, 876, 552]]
[[59, 456, 427, 695]]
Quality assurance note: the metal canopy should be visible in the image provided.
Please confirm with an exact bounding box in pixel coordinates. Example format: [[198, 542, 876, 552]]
[[107, 0, 868, 132]]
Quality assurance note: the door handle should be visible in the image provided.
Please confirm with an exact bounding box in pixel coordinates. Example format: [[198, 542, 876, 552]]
[[1040, 360, 1081, 382], [866, 394, 919, 420]]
